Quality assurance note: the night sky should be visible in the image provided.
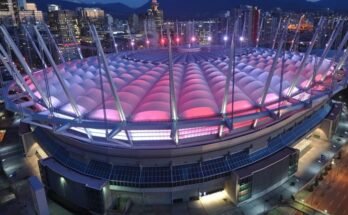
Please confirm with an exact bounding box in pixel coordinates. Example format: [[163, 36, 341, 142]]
[[62, 0, 149, 8], [59, 0, 331, 8]]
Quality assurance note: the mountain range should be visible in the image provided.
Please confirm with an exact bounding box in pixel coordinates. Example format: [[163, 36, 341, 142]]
[[31, 0, 348, 19]]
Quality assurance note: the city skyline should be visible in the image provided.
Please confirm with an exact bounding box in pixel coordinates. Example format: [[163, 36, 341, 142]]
[[30, 0, 348, 19]]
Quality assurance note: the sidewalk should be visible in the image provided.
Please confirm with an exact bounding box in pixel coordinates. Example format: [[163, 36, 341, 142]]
[[239, 103, 348, 215]]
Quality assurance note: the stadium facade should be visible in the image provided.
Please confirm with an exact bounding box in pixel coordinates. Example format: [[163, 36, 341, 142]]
[[1, 17, 348, 214]]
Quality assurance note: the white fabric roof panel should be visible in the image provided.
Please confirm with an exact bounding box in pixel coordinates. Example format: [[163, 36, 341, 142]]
[[23, 48, 334, 123]]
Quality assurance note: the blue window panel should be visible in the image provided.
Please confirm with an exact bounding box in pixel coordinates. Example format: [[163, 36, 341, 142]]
[[110, 166, 140, 183], [201, 158, 230, 177], [172, 163, 203, 182], [66, 158, 87, 173], [141, 167, 171, 184], [85, 160, 112, 179], [53, 148, 69, 165]]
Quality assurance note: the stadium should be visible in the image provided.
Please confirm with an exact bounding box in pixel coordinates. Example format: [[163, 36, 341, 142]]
[[1, 21, 347, 213], [6, 47, 339, 145]]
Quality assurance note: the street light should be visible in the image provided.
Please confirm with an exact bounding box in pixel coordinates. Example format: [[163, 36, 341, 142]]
[[223, 35, 228, 47], [239, 36, 245, 42], [130, 38, 135, 49], [191, 36, 196, 43], [60, 177, 66, 186], [176, 37, 180, 44]]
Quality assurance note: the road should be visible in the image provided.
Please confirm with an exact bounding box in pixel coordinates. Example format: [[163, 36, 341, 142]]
[[304, 145, 348, 215]]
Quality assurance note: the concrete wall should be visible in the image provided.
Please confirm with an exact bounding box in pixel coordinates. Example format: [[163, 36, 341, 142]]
[[45, 167, 89, 209], [251, 157, 289, 197], [29, 176, 49, 215], [39, 160, 112, 214], [225, 172, 239, 204], [313, 109, 341, 141], [313, 119, 331, 141], [21, 131, 38, 157], [109, 178, 226, 205], [231, 148, 299, 205]]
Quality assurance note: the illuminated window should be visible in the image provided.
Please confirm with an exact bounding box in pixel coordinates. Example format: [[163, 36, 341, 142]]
[[0, 130, 6, 143]]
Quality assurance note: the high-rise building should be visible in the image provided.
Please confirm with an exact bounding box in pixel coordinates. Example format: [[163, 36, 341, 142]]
[[48, 4, 60, 12], [17, 0, 25, 10], [79, 7, 104, 20], [236, 5, 260, 46], [15, 2, 44, 72], [19, 2, 43, 23], [145, 0, 164, 46], [128, 13, 142, 33], [105, 13, 113, 27], [0, 0, 19, 26], [258, 12, 279, 47], [48, 9, 81, 61], [77, 7, 105, 37], [25, 2, 35, 10], [48, 9, 80, 45], [146, 0, 163, 30]]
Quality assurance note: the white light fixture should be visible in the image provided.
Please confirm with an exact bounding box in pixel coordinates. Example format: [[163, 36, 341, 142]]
[[60, 176, 65, 184]]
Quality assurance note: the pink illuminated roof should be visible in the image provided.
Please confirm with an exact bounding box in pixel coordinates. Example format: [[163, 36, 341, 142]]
[[24, 49, 334, 123]]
